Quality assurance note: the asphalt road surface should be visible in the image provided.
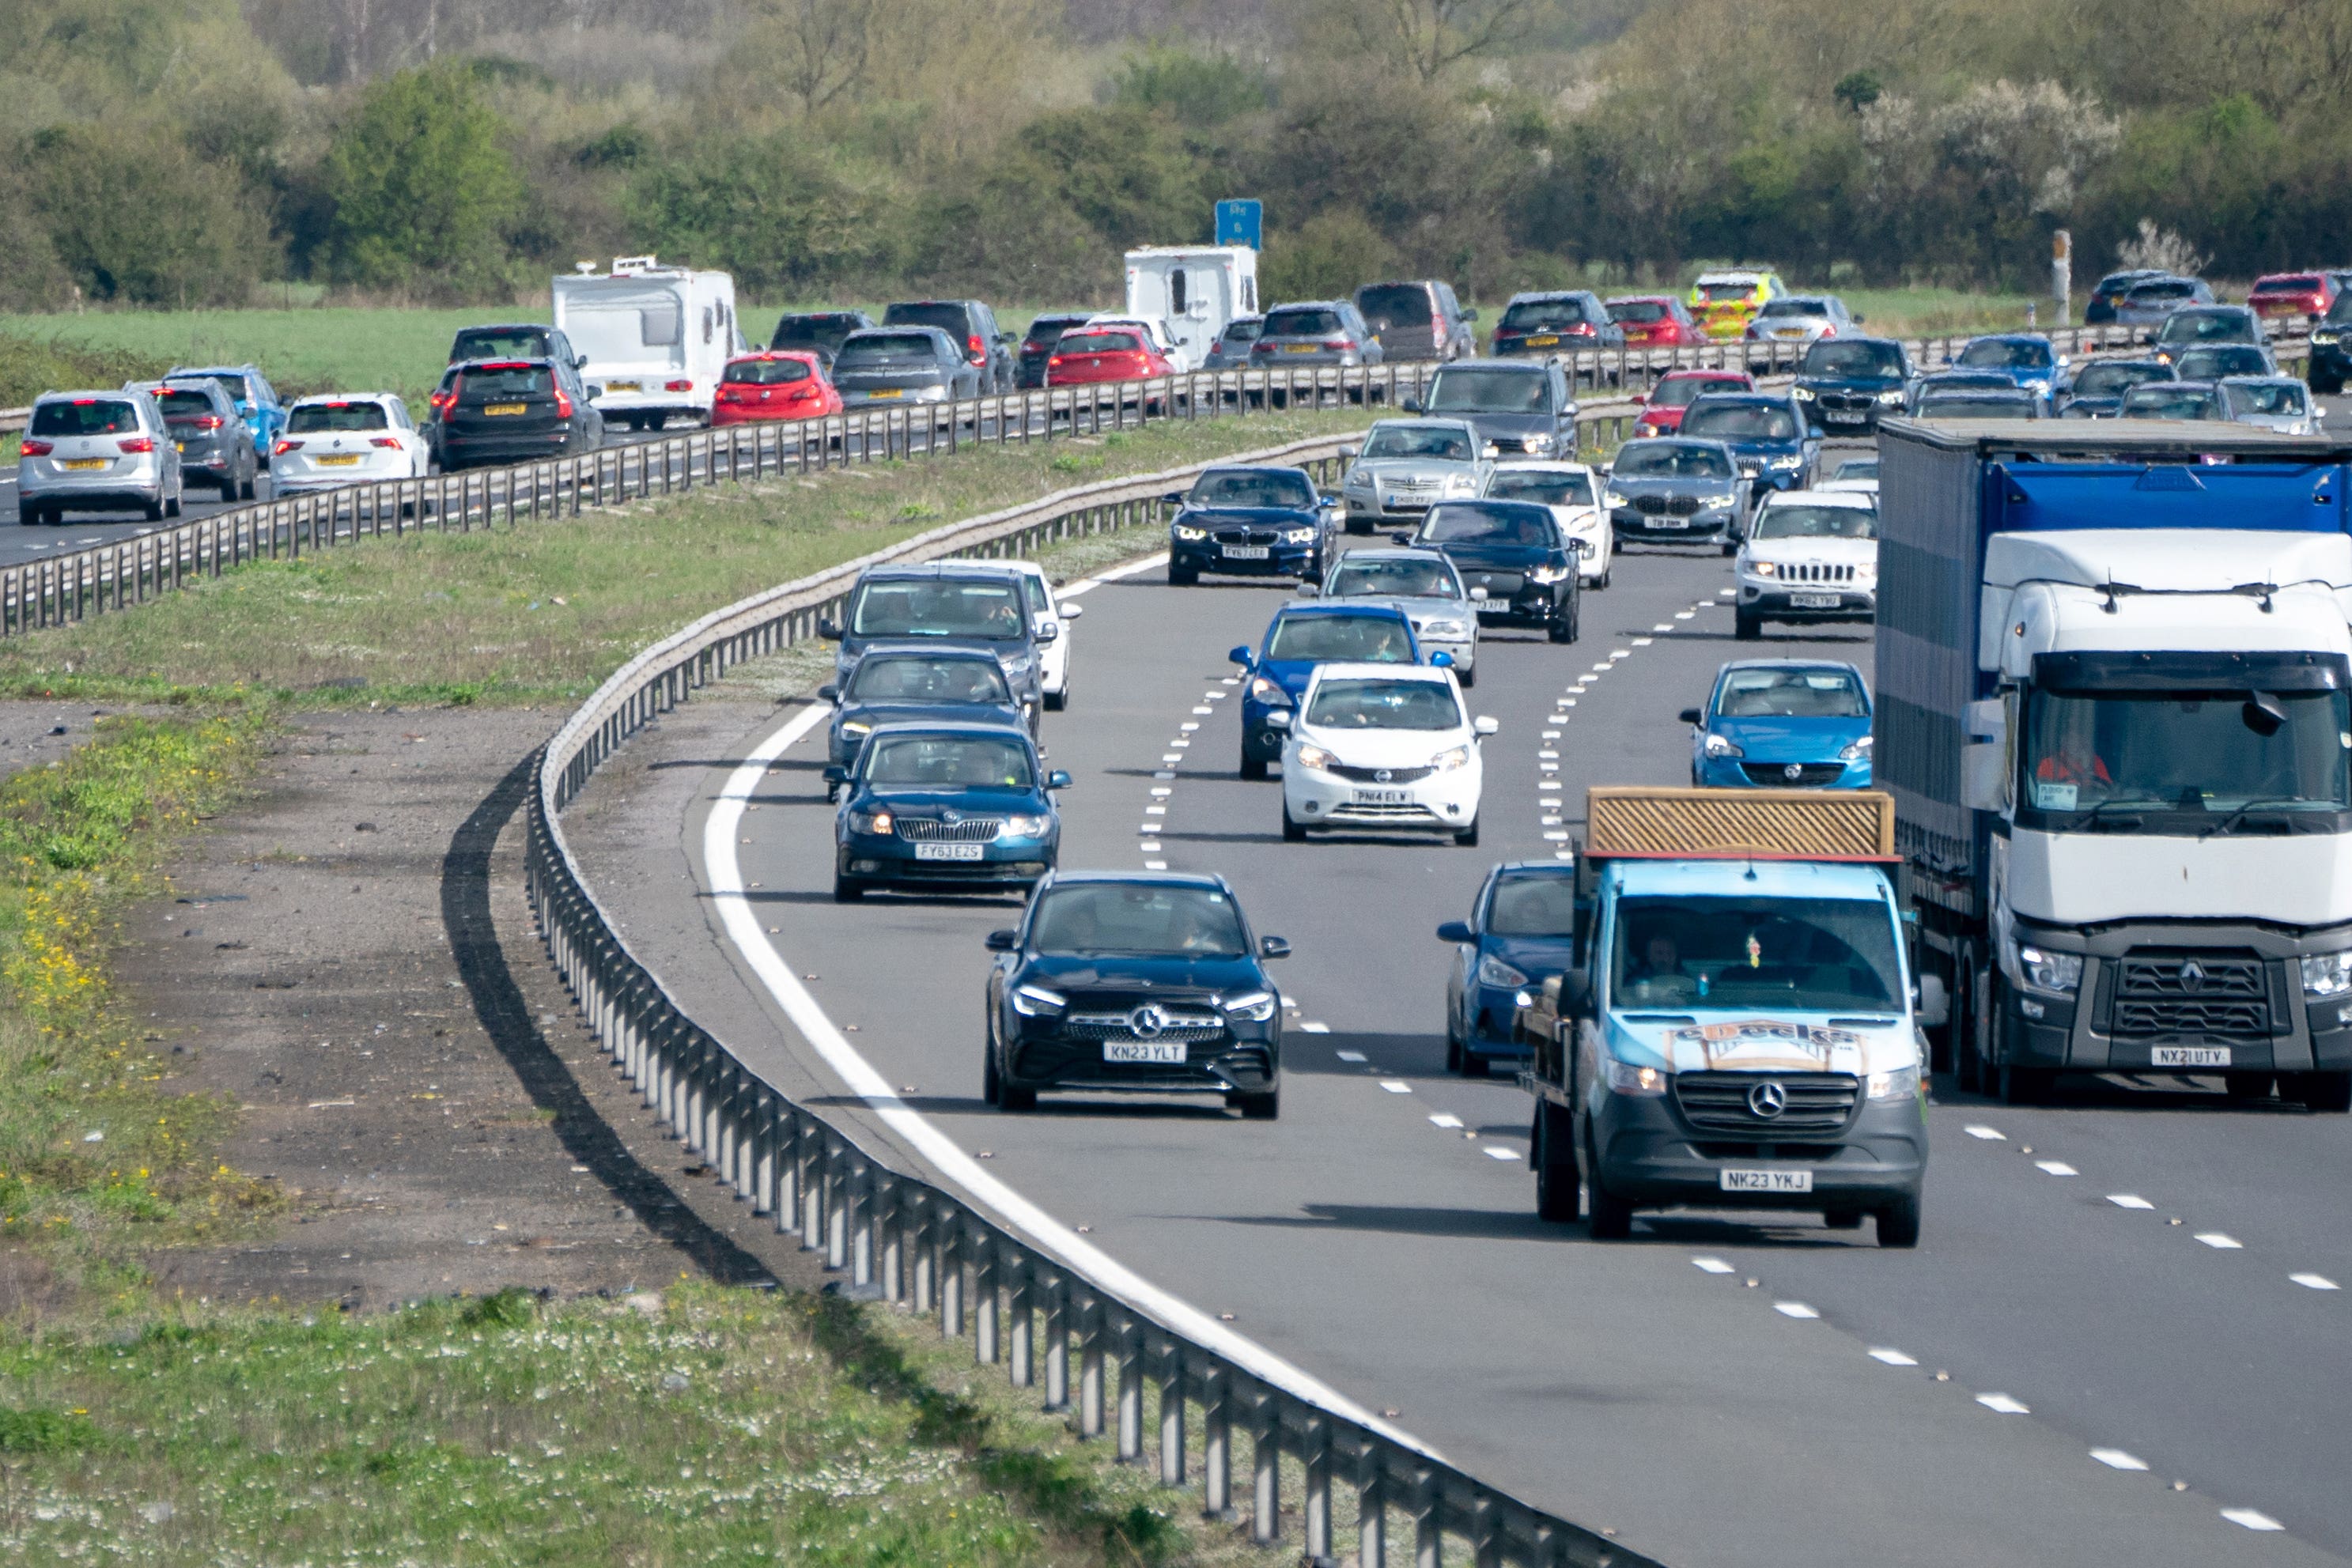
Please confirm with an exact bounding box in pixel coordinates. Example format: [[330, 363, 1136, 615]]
[[626, 504, 2352, 1564]]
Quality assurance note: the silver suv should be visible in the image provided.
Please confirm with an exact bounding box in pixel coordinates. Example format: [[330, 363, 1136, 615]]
[[1337, 418, 1490, 534], [18, 389, 185, 524]]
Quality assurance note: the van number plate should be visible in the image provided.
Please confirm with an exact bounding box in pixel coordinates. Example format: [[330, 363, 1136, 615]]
[[1720, 1168, 1813, 1192], [2153, 1045, 2231, 1067]]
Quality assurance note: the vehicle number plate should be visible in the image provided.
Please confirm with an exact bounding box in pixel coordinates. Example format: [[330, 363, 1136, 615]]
[[606, 380, 641, 391], [1721, 1168, 1813, 1192], [317, 454, 361, 467], [1283, 344, 1320, 353], [867, 387, 903, 399], [1790, 592, 1840, 609], [1826, 411, 1865, 424], [914, 843, 985, 862], [2153, 1045, 2231, 1067], [61, 458, 106, 470], [1104, 1039, 1189, 1064], [1649, 517, 1690, 530], [1526, 334, 1560, 347], [1223, 545, 1270, 559], [484, 402, 527, 416], [174, 441, 186, 452], [1775, 329, 1806, 338], [1352, 788, 1411, 804]]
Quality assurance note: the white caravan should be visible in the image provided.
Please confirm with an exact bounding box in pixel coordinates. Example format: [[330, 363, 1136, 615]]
[[552, 257, 744, 431], [1124, 247, 1259, 375]]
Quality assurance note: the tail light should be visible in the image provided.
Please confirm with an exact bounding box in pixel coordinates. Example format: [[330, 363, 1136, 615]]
[[274, 439, 302, 456], [1021, 340, 1043, 355], [1322, 338, 1355, 351], [1431, 314, 1445, 339], [663, 380, 690, 393], [554, 388, 574, 419], [118, 436, 154, 454], [20, 439, 52, 457], [193, 414, 223, 430], [441, 377, 463, 420], [1047, 356, 1064, 369], [369, 436, 401, 449], [968, 334, 985, 362], [1567, 323, 1596, 337]]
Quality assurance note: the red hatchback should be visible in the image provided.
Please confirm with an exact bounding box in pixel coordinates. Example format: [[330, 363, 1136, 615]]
[[2248, 272, 2339, 323], [1633, 368, 1755, 436], [1607, 295, 1703, 348], [712, 351, 842, 426], [1044, 327, 1173, 387]]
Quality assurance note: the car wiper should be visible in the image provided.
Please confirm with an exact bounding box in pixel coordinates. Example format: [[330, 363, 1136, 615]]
[[2199, 796, 2312, 841], [2073, 795, 2157, 831]]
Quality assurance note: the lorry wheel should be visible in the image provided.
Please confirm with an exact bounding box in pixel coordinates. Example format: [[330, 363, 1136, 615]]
[[1583, 1124, 1635, 1239], [2225, 1072, 2276, 1102], [1875, 1194, 1922, 1249], [1734, 607, 1762, 640], [2293, 1071, 2352, 1113], [1998, 1064, 2054, 1105], [1533, 1104, 1581, 1222]]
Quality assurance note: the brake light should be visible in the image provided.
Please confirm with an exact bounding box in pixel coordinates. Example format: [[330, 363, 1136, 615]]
[[1047, 355, 1063, 368], [118, 436, 154, 454], [1567, 323, 1595, 337], [1021, 340, 1043, 355], [554, 387, 574, 419], [664, 380, 690, 393], [369, 436, 401, 449], [968, 334, 985, 360], [193, 414, 223, 430], [274, 439, 302, 456], [20, 439, 52, 456], [442, 376, 463, 419], [1323, 338, 1354, 351]]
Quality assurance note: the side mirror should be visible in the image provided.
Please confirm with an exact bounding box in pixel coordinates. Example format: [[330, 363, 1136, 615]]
[[1436, 920, 1476, 943], [1266, 709, 1293, 730], [1942, 354, 1954, 366], [1294, 582, 1320, 597], [576, 354, 589, 368], [1961, 742, 2008, 812], [1632, 391, 1648, 403], [1463, 307, 1480, 323], [1338, 445, 1359, 462], [817, 682, 839, 701], [1431, 649, 1454, 668], [1058, 601, 1084, 619], [1162, 491, 1190, 506], [1401, 397, 1422, 414], [822, 764, 849, 785], [1853, 315, 1866, 326], [1562, 967, 1594, 1018], [1467, 586, 1488, 602], [1678, 708, 1703, 726], [1034, 622, 1058, 643], [1915, 973, 1949, 1029], [818, 618, 841, 640], [1389, 531, 1414, 546], [1319, 489, 1342, 503], [1046, 769, 1072, 790], [1256, 935, 1291, 960], [985, 929, 1019, 952], [1472, 715, 1499, 737], [1229, 644, 1255, 668]]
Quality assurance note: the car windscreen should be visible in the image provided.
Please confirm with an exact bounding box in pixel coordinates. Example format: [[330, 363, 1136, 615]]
[[1681, 404, 1799, 440], [1647, 376, 1741, 409], [30, 399, 140, 436], [153, 388, 217, 419], [723, 357, 815, 386], [2161, 312, 2252, 343], [1022, 316, 1088, 349], [2070, 362, 2172, 398], [2229, 382, 2307, 415], [1919, 395, 2035, 419], [1696, 281, 1760, 302], [1612, 444, 1733, 479], [1424, 503, 1556, 546], [1958, 339, 2051, 368], [2122, 389, 2220, 419], [288, 402, 391, 433], [1803, 342, 1902, 377], [1304, 677, 1461, 731], [1360, 425, 1474, 462], [1425, 369, 1551, 414], [861, 734, 1033, 788], [882, 304, 970, 341], [1717, 666, 1868, 717], [1606, 300, 1669, 324], [182, 373, 251, 403], [2126, 281, 2197, 305], [1610, 895, 1903, 1012], [1265, 614, 1415, 663], [456, 365, 553, 399], [1752, 504, 1875, 540], [1054, 331, 1141, 356], [1831, 459, 1878, 481], [2176, 348, 2271, 379], [846, 656, 1011, 704], [773, 314, 866, 352], [1219, 319, 1265, 347], [1486, 470, 1595, 507], [1263, 308, 1344, 337], [1191, 469, 1315, 508], [836, 334, 942, 368], [1030, 882, 1248, 958], [850, 580, 1024, 639], [1758, 300, 1828, 318], [452, 328, 550, 362], [2023, 686, 2350, 822], [1326, 558, 1457, 599], [1487, 874, 1578, 937], [1499, 299, 1595, 331], [1357, 285, 1434, 331], [2326, 296, 2352, 327]]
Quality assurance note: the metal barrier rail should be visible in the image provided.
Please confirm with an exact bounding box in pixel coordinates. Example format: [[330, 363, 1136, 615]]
[[521, 431, 1665, 1568]]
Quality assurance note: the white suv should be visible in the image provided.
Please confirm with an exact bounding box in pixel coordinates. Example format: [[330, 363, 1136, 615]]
[[1734, 489, 1878, 640], [272, 394, 431, 496], [1278, 662, 1496, 845], [1004, 559, 1083, 711], [17, 389, 184, 525]]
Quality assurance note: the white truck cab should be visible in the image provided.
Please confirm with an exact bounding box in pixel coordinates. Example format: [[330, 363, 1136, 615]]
[[552, 257, 744, 433], [1125, 247, 1259, 376]]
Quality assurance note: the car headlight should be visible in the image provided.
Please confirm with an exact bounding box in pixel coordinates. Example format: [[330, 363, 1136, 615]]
[[1282, 527, 1318, 544], [1527, 562, 1568, 584], [849, 809, 894, 834], [1866, 1064, 1920, 1101], [1605, 1057, 1669, 1096], [1172, 523, 1208, 541], [1247, 675, 1289, 706], [1477, 954, 1529, 988], [1443, 474, 1478, 493], [1703, 733, 1743, 758], [1877, 388, 1907, 404], [2314, 329, 2340, 346], [1431, 744, 1472, 771], [1521, 432, 1554, 452], [2302, 950, 2352, 998], [1702, 493, 1737, 509], [840, 719, 875, 736], [2008, 936, 2082, 997], [1768, 454, 1802, 470], [1792, 385, 1816, 401], [1012, 982, 1067, 1017], [1839, 735, 1873, 761], [1419, 618, 1469, 640], [999, 814, 1052, 838], [1344, 468, 1371, 490], [1749, 560, 1778, 577], [1220, 989, 1277, 1022], [1293, 743, 1335, 772], [1604, 489, 1632, 508]]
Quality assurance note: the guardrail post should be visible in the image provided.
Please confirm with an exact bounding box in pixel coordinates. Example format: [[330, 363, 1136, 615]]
[[1204, 1366, 1231, 1517], [1158, 1341, 1185, 1487], [1415, 1473, 1443, 1567], [825, 1138, 849, 1271], [1078, 1296, 1105, 1438], [849, 1158, 874, 1289], [1470, 1496, 1500, 1568], [800, 1120, 825, 1254], [1007, 1257, 1032, 1386], [911, 1195, 935, 1312], [1252, 1390, 1280, 1543], [974, 1237, 998, 1364], [940, 1211, 965, 1338], [751, 1088, 775, 1215], [1117, 1319, 1143, 1462], [1303, 1414, 1333, 1560], [1358, 1441, 1389, 1568], [879, 1175, 904, 1301], [1043, 1274, 1069, 1411]]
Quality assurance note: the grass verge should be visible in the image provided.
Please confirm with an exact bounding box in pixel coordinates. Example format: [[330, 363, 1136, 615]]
[[0, 410, 1371, 709], [0, 334, 176, 408]]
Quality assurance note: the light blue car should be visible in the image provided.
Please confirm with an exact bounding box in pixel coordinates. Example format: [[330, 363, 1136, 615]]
[[1944, 334, 2060, 409], [1685, 660, 1873, 789]]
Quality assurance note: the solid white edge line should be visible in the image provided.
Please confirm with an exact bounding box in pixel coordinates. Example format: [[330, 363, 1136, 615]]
[[1059, 550, 1172, 596], [708, 701, 1435, 1460]]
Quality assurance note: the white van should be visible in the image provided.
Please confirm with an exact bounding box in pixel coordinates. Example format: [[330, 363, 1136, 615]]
[[1124, 247, 1258, 376], [552, 257, 743, 432]]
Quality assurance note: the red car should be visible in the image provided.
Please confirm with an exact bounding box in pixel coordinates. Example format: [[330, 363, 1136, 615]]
[[1044, 326, 1173, 386], [1606, 295, 1703, 348], [2248, 272, 2339, 323], [1633, 368, 1755, 436], [711, 351, 841, 425]]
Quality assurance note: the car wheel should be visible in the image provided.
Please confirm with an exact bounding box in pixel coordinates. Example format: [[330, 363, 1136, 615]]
[[1874, 1192, 1923, 1249], [1596, 567, 1612, 591], [2291, 1071, 2352, 1112], [831, 874, 865, 903], [1533, 1101, 1580, 1222], [1456, 661, 1477, 690], [1282, 802, 1308, 842], [143, 497, 165, 522], [1823, 1210, 1866, 1230], [1344, 516, 1371, 536], [1169, 562, 1198, 586], [1044, 689, 1066, 712], [15, 502, 33, 526], [1445, 1022, 1464, 1073], [1546, 601, 1579, 644], [164, 488, 182, 518], [1583, 1124, 1635, 1239], [1454, 817, 1480, 847], [1734, 608, 1762, 640], [983, 1025, 1003, 1106], [1230, 1085, 1280, 1120], [1239, 753, 1269, 781]]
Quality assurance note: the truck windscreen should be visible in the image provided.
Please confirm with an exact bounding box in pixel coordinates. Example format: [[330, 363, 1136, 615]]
[[2021, 687, 2352, 824], [1612, 897, 1904, 1013]]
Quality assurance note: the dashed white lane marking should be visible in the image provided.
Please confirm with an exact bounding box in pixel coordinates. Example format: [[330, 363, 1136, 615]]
[[1150, 786, 1172, 796], [1537, 749, 1560, 760], [1977, 1393, 2030, 1415], [2195, 1232, 2243, 1250], [2090, 1448, 2150, 1471], [1482, 1145, 1519, 1162], [1301, 1021, 1330, 1033], [1715, 587, 1736, 597], [1336, 1049, 1366, 1062], [1379, 1080, 1412, 1094], [1673, 610, 1695, 619], [1161, 752, 1182, 763], [2291, 1272, 2339, 1290], [1868, 1347, 1918, 1366], [1632, 637, 1653, 647], [1191, 705, 1213, 715], [2108, 1194, 2154, 1209], [1144, 804, 1167, 814], [1692, 1256, 1734, 1274], [1144, 860, 1167, 870], [1652, 623, 1675, 632], [1964, 1124, 2006, 1140], [2222, 1508, 2285, 1532], [1428, 1113, 1463, 1128], [2035, 1159, 2078, 1176], [1179, 721, 1200, 731], [1773, 1302, 1820, 1320]]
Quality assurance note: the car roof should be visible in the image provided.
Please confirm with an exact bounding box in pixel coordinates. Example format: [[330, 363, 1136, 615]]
[[1657, 367, 1750, 380], [1265, 300, 1352, 312], [1610, 856, 1890, 901], [1693, 270, 1775, 282], [1306, 660, 1454, 683], [860, 718, 1037, 742], [1490, 459, 1598, 475], [1757, 488, 1874, 508], [1430, 497, 1553, 517], [857, 561, 1026, 582], [288, 390, 399, 404], [1488, 860, 1576, 877], [1620, 436, 1737, 452], [2219, 375, 2305, 389], [1805, 334, 1903, 351], [1505, 289, 1601, 302], [1717, 656, 1869, 678], [1683, 391, 1790, 406], [1605, 293, 1677, 304], [167, 363, 262, 374], [454, 321, 551, 334], [1204, 462, 1312, 475], [1330, 547, 1456, 565], [848, 640, 1007, 662], [1964, 332, 2051, 345], [1369, 416, 1480, 431], [1040, 867, 1232, 893], [1276, 600, 1412, 620], [36, 389, 144, 403]]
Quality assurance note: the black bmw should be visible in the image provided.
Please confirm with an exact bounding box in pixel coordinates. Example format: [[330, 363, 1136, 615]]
[[984, 872, 1289, 1117]]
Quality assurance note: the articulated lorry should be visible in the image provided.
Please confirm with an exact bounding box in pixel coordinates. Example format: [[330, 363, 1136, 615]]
[[1878, 420, 2352, 1109], [1518, 787, 1934, 1246]]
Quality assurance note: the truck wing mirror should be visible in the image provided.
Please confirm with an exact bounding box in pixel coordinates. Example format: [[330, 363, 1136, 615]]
[[1961, 742, 2008, 812], [1915, 974, 1949, 1029], [1563, 967, 1594, 1018], [1963, 697, 2006, 744]]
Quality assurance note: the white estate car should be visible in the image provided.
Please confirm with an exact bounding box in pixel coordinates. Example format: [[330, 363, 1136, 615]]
[[1278, 663, 1496, 845], [1314, 548, 1481, 686], [1004, 559, 1084, 711], [1482, 460, 1613, 588], [271, 394, 431, 495], [1734, 488, 1878, 640]]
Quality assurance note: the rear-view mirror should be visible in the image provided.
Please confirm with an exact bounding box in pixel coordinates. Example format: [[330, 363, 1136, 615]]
[[1463, 308, 1480, 323], [1389, 531, 1414, 546], [817, 682, 838, 701], [1467, 586, 1488, 602], [1058, 601, 1084, 619], [1436, 920, 1476, 943], [817, 617, 841, 640], [1162, 491, 1189, 506], [1294, 582, 1320, 597], [822, 764, 848, 785], [1431, 650, 1454, 667], [1034, 622, 1058, 643], [1400, 397, 1422, 414], [1266, 709, 1292, 729], [985, 929, 1018, 951]]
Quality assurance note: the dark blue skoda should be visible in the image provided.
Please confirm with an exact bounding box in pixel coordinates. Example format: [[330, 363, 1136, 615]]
[[1437, 862, 1581, 1075], [828, 723, 1067, 901]]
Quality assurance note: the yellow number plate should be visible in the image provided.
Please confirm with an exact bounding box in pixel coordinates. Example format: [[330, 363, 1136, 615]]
[[606, 380, 641, 392], [484, 402, 527, 416], [316, 454, 361, 467], [1283, 344, 1320, 353], [1526, 334, 1560, 346], [61, 458, 106, 470], [867, 387, 903, 399]]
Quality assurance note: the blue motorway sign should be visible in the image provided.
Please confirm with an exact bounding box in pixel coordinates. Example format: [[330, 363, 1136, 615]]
[[1216, 199, 1263, 250]]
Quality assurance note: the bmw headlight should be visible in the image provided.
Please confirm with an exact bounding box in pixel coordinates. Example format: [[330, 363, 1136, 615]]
[[1866, 1064, 1920, 1101], [998, 814, 1052, 838], [1839, 735, 1873, 762], [840, 719, 875, 735], [1703, 733, 1743, 758], [849, 809, 894, 835], [1294, 744, 1335, 772], [1012, 982, 1067, 1017], [1477, 954, 1530, 988], [2006, 935, 2083, 997], [1220, 989, 1278, 1022], [1702, 493, 1737, 509], [1527, 562, 1569, 584], [1749, 561, 1778, 577], [1605, 489, 1632, 508], [1248, 675, 1290, 706], [1431, 744, 1471, 771], [1768, 454, 1802, 470], [2302, 950, 2352, 998], [1604, 1057, 1669, 1096], [1282, 527, 1318, 544], [1792, 385, 1816, 401], [1172, 523, 1208, 541]]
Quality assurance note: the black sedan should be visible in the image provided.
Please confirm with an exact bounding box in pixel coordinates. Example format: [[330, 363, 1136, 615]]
[[984, 872, 1288, 1116], [1402, 499, 1581, 643], [1165, 464, 1337, 584], [819, 644, 1028, 796], [826, 723, 1066, 901], [2054, 359, 2174, 418]]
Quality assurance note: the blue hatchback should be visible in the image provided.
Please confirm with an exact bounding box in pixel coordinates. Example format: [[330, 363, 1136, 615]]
[[1945, 334, 2060, 408], [1676, 391, 1819, 499], [1436, 862, 1580, 1075], [1166, 464, 1336, 584], [1229, 602, 1424, 780], [1684, 659, 1873, 788], [827, 722, 1068, 901], [164, 364, 285, 466]]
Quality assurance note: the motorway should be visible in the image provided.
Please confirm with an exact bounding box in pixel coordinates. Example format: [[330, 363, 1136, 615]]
[[600, 469, 2352, 1563]]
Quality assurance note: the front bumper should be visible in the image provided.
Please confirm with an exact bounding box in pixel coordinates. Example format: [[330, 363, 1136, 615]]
[[837, 833, 1054, 889], [1612, 506, 1736, 543], [1694, 752, 1870, 789], [1242, 706, 1291, 764], [1474, 584, 1571, 627], [1590, 1086, 1926, 1209], [1738, 584, 1875, 622], [1467, 983, 1537, 1056], [1345, 489, 1465, 522], [1283, 759, 1480, 833], [1006, 1024, 1278, 1095], [441, 432, 582, 467], [1171, 535, 1319, 576]]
